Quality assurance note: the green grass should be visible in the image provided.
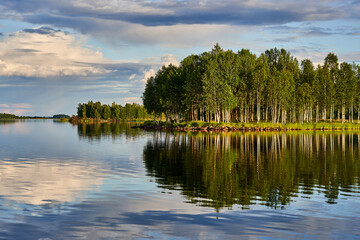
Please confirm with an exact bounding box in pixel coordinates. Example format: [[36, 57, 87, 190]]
[[142, 120, 360, 130]]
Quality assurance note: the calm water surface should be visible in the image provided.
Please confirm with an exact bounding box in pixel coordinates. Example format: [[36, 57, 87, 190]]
[[0, 120, 359, 239]]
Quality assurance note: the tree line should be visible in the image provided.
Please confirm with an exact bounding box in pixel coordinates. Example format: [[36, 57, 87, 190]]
[[143, 44, 360, 124], [77, 101, 151, 120], [0, 113, 23, 119]]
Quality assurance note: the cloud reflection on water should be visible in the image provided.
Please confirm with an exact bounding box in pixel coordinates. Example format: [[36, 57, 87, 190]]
[[0, 158, 104, 205]]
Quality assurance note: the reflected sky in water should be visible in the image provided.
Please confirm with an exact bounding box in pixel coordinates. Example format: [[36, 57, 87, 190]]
[[0, 120, 359, 239]]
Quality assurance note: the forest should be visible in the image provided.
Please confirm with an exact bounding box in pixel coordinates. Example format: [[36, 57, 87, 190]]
[[77, 101, 151, 120], [142, 44, 360, 124]]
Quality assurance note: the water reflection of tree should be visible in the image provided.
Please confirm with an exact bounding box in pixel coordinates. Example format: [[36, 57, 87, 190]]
[[143, 132, 360, 211], [76, 122, 143, 141], [0, 119, 22, 125]]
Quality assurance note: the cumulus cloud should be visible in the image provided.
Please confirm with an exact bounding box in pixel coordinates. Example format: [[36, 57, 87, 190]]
[[139, 69, 156, 84], [130, 53, 178, 83], [129, 53, 178, 94], [161, 54, 179, 66], [0, 24, 182, 115], [0, 27, 110, 77]]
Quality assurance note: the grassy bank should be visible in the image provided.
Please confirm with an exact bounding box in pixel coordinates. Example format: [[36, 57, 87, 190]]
[[140, 120, 360, 131]]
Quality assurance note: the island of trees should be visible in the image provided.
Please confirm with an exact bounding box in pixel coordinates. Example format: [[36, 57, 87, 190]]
[[142, 44, 360, 125], [75, 101, 151, 121], [53, 114, 70, 119]]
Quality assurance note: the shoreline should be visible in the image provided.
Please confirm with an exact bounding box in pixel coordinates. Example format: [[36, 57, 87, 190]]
[[134, 121, 360, 132], [67, 117, 360, 132]]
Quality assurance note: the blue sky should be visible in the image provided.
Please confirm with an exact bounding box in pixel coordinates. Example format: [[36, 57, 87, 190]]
[[0, 0, 359, 116]]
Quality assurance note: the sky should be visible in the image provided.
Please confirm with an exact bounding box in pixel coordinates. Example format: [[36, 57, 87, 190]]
[[0, 0, 359, 116]]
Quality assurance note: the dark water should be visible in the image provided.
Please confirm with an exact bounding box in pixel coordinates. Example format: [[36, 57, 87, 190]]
[[0, 120, 359, 239]]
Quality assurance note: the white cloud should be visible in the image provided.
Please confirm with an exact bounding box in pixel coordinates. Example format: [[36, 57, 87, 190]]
[[0, 108, 33, 115], [11, 103, 32, 108], [130, 54, 179, 87], [0, 103, 9, 108], [90, 20, 246, 47], [0, 103, 33, 115], [338, 52, 360, 63], [123, 97, 141, 104], [131, 68, 156, 85], [0, 27, 111, 77], [129, 73, 136, 80], [73, 0, 172, 15], [161, 54, 179, 67]]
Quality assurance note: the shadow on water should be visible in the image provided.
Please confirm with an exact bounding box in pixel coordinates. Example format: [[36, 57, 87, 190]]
[[143, 131, 360, 211]]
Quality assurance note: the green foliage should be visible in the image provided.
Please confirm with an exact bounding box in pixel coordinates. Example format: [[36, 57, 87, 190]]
[[0, 113, 22, 119], [59, 118, 69, 122], [142, 45, 360, 124], [143, 120, 360, 130], [76, 101, 151, 120]]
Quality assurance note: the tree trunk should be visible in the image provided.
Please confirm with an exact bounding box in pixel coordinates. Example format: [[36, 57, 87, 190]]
[[278, 105, 281, 124], [251, 100, 255, 122], [265, 105, 268, 123], [245, 106, 248, 123], [330, 104, 333, 122], [292, 106, 296, 123], [350, 101, 354, 123], [342, 102, 345, 124], [240, 107, 244, 123], [256, 92, 260, 123], [282, 109, 287, 124], [191, 106, 194, 121], [316, 104, 319, 123], [272, 102, 276, 124]]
